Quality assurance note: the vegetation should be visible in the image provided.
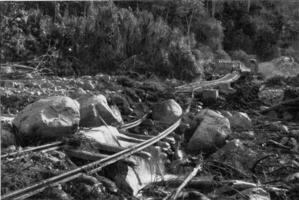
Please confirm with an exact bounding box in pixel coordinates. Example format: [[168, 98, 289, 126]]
[[1, 1, 298, 79]]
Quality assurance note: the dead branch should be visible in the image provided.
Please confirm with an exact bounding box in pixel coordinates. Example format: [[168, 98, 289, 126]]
[[165, 162, 203, 200]]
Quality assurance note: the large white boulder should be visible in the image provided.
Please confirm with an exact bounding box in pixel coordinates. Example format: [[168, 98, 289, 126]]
[[187, 109, 231, 153], [221, 111, 252, 130], [78, 94, 123, 127], [13, 96, 80, 138], [152, 99, 182, 125]]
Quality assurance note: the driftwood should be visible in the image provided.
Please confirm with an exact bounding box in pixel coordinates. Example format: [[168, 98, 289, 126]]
[[167, 162, 203, 200]]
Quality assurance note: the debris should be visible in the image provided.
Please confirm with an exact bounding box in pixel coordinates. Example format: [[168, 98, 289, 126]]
[[165, 161, 202, 200], [258, 56, 299, 79], [231, 187, 270, 200]]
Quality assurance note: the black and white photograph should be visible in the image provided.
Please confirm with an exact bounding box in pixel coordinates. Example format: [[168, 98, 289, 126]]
[[1, 0, 299, 199]]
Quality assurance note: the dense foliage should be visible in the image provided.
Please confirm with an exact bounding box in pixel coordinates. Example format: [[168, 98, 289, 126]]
[[0, 1, 298, 78]]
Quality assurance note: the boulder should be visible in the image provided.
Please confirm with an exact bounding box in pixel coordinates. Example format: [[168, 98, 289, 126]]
[[187, 109, 231, 153], [152, 99, 182, 125], [78, 94, 123, 127], [258, 87, 284, 105], [221, 111, 252, 130], [210, 139, 258, 174], [13, 96, 80, 138]]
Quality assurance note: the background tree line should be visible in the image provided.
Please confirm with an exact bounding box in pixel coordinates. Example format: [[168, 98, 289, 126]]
[[1, 0, 298, 79]]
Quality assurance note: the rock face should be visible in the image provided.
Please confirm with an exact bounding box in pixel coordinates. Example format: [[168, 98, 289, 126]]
[[13, 96, 80, 138], [221, 111, 252, 130], [78, 94, 123, 127], [187, 109, 231, 153], [152, 99, 182, 125]]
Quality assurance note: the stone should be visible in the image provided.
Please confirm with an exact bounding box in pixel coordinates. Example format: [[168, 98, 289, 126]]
[[187, 109, 231, 153], [78, 94, 123, 127], [152, 99, 182, 125], [83, 80, 95, 90], [13, 96, 80, 138], [211, 139, 258, 174], [1, 127, 16, 148], [258, 87, 284, 105], [202, 89, 219, 102], [284, 172, 299, 183], [110, 94, 133, 115], [221, 111, 252, 130]]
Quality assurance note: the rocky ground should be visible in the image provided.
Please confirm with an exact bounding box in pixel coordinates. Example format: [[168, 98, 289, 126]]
[[1, 64, 299, 200]]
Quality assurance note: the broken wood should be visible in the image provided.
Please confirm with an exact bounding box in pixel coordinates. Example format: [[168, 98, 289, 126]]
[[164, 162, 203, 200]]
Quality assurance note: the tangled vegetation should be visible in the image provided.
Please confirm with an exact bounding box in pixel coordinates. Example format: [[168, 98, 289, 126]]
[[1, 1, 298, 79]]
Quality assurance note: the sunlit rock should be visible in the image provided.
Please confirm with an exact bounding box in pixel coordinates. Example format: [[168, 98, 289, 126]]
[[187, 109, 231, 153], [152, 99, 182, 125], [13, 96, 80, 138], [78, 94, 123, 127]]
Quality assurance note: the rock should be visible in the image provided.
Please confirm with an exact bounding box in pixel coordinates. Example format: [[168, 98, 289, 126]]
[[221, 111, 252, 130], [187, 109, 231, 153], [231, 131, 255, 140], [202, 89, 219, 103], [83, 80, 95, 90], [258, 87, 284, 105], [78, 94, 123, 127], [284, 172, 299, 183], [232, 187, 270, 200], [152, 99, 182, 125], [210, 139, 258, 174], [110, 94, 133, 115], [81, 126, 122, 147], [1, 127, 16, 148], [13, 96, 80, 138]]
